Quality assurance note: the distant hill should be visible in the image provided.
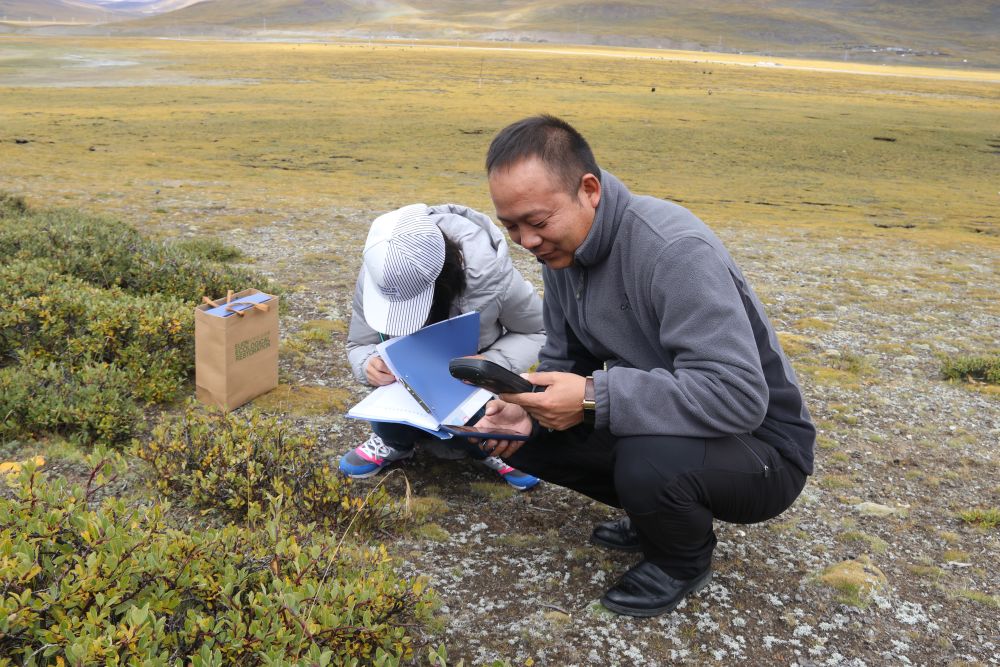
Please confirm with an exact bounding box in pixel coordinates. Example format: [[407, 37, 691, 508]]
[[121, 0, 370, 26], [0, 0, 117, 23], [6, 0, 999, 68], [92, 0, 202, 15], [0, 0, 199, 22]]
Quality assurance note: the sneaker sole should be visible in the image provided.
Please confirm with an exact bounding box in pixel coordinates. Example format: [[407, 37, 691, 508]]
[[339, 451, 414, 479], [505, 479, 540, 491], [340, 467, 383, 479], [599, 570, 712, 618]]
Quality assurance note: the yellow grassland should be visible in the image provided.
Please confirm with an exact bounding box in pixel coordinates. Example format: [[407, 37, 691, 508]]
[[0, 36, 998, 252]]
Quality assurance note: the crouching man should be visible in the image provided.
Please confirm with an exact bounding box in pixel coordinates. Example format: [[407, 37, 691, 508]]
[[475, 115, 815, 617]]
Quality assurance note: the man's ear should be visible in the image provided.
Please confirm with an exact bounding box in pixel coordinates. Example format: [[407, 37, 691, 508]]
[[580, 173, 601, 209]]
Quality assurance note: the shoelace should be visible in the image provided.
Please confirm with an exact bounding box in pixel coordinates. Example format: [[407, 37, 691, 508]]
[[359, 435, 392, 460], [483, 456, 515, 475]]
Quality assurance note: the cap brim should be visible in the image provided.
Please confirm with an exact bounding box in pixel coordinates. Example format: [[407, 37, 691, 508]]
[[362, 266, 435, 337]]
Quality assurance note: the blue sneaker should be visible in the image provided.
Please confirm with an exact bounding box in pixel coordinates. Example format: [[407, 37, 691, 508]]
[[339, 434, 414, 478], [481, 456, 540, 491]]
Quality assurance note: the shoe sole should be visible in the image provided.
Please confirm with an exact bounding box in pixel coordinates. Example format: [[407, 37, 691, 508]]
[[589, 534, 644, 553], [340, 467, 382, 479], [340, 452, 414, 478], [505, 479, 540, 491], [599, 570, 713, 618]]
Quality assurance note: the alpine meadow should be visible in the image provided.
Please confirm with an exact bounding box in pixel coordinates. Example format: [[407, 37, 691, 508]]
[[1, 30, 998, 666]]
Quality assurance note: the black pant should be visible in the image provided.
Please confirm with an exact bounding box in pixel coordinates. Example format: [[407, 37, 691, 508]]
[[371, 405, 489, 459], [506, 426, 807, 579]]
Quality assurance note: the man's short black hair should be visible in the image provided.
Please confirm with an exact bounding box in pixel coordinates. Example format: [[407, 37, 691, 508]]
[[486, 114, 601, 194]]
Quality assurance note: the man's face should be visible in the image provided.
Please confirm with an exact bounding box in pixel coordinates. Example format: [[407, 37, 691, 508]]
[[488, 157, 600, 270]]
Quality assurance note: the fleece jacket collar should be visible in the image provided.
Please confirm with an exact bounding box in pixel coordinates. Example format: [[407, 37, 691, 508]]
[[573, 170, 631, 268]]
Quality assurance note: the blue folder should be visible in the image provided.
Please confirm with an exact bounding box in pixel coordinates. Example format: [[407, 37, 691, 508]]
[[379, 312, 482, 421]]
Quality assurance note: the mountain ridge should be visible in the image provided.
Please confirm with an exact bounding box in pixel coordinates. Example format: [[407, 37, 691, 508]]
[[3, 0, 998, 68]]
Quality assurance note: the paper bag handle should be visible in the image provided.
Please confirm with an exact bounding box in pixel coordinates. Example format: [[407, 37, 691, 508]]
[[203, 293, 271, 315], [224, 302, 270, 317]]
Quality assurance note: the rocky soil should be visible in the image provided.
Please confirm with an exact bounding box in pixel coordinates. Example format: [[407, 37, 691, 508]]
[[219, 208, 998, 666]]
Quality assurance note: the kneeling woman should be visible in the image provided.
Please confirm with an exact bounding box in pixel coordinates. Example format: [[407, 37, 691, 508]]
[[340, 203, 544, 490]]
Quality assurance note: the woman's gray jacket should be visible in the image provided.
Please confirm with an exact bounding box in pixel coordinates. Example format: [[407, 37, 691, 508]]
[[346, 203, 545, 384]]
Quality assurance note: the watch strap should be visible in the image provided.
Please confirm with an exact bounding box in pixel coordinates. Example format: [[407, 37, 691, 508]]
[[582, 376, 596, 424]]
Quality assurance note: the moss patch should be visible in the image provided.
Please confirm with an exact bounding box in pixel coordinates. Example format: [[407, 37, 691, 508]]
[[837, 530, 889, 554], [818, 556, 888, 608], [250, 383, 352, 416], [955, 589, 999, 608], [777, 332, 817, 357], [408, 495, 450, 522], [303, 318, 350, 335], [792, 317, 835, 332], [469, 480, 517, 501], [414, 522, 451, 542]]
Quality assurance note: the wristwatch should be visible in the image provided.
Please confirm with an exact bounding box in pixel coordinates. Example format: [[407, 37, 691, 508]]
[[582, 376, 596, 423]]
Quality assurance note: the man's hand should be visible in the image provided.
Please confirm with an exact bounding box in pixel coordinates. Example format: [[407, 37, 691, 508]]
[[472, 399, 532, 459], [501, 371, 586, 430], [365, 355, 396, 386]]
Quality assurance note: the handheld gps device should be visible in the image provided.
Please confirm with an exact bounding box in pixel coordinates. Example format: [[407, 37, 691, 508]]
[[448, 358, 539, 395]]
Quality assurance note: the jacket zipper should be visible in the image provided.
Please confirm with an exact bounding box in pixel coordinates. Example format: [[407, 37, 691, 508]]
[[735, 434, 770, 477]]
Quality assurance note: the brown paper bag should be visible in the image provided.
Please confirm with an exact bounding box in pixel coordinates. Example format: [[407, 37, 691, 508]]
[[195, 288, 279, 411]]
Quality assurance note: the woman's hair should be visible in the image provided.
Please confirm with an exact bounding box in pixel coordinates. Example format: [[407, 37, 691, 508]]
[[425, 233, 466, 325]]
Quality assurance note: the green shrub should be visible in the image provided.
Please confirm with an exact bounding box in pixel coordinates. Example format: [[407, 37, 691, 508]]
[[0, 259, 191, 445], [942, 354, 1000, 385], [0, 197, 265, 302], [0, 193, 28, 217], [0, 260, 192, 396], [172, 236, 245, 263], [0, 195, 273, 446], [957, 507, 1000, 529], [134, 403, 398, 531], [0, 455, 436, 666], [0, 359, 142, 445]]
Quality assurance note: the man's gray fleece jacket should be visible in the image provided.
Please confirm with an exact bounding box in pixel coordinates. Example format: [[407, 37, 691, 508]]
[[538, 172, 815, 475], [347, 203, 545, 383]]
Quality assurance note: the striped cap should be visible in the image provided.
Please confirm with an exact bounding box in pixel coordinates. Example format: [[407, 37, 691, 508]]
[[362, 204, 445, 336]]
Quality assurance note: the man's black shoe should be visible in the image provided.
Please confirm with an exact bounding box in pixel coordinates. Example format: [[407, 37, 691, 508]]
[[590, 516, 642, 552], [600, 561, 712, 617]]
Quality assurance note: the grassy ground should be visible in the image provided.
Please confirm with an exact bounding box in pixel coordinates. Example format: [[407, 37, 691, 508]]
[[1, 36, 998, 664], [1, 37, 998, 241]]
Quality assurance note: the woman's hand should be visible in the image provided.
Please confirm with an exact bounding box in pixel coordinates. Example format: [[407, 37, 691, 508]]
[[365, 355, 396, 386]]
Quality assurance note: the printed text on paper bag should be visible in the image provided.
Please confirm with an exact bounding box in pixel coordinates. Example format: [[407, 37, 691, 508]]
[[235, 334, 271, 361]]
